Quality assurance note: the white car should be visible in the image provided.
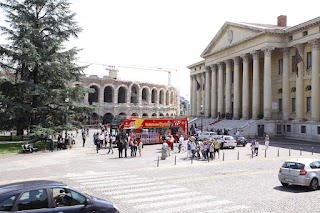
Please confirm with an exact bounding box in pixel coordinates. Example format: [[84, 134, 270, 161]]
[[198, 131, 217, 140], [218, 135, 237, 149], [278, 158, 320, 191]]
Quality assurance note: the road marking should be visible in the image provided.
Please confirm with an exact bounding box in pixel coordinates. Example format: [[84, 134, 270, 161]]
[[111, 188, 189, 199], [134, 195, 218, 209], [126, 191, 204, 203], [104, 185, 173, 195]]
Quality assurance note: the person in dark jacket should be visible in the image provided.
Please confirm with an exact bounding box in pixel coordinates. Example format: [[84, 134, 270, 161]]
[[117, 139, 123, 158]]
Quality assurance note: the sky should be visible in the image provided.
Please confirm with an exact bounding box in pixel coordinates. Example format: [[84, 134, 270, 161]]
[[1, 0, 320, 100]]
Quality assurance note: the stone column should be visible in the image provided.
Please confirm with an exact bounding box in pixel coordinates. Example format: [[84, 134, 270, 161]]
[[217, 62, 224, 115], [225, 60, 232, 114], [251, 50, 260, 119], [282, 48, 290, 120], [196, 74, 201, 116], [263, 47, 274, 120], [311, 40, 320, 120], [205, 67, 211, 117], [114, 87, 118, 104], [201, 72, 205, 115], [190, 76, 196, 116], [233, 57, 240, 120], [242, 54, 250, 120], [295, 44, 304, 120], [210, 65, 217, 118]]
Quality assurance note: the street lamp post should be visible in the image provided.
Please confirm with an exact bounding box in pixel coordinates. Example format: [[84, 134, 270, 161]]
[[200, 105, 204, 132]]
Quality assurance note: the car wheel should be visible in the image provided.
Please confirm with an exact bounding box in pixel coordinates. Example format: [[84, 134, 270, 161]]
[[232, 147, 235, 149], [309, 178, 319, 191], [281, 182, 289, 187]]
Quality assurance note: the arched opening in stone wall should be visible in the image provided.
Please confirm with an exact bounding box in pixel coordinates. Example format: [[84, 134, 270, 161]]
[[118, 87, 127, 103], [166, 91, 169, 105], [151, 89, 157, 103], [131, 85, 139, 104], [119, 112, 126, 116], [88, 112, 100, 125], [104, 86, 113, 103], [159, 113, 164, 116], [142, 88, 149, 103], [170, 91, 174, 105], [88, 85, 99, 105], [159, 90, 164, 105], [131, 113, 139, 117], [171, 113, 174, 116], [142, 113, 149, 117], [152, 113, 157, 117], [102, 113, 114, 124], [166, 113, 169, 116]]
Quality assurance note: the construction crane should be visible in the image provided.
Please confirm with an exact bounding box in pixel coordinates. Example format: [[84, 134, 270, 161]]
[[78, 62, 177, 86]]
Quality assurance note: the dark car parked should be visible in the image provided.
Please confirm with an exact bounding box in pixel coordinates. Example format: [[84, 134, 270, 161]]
[[235, 136, 248, 146], [0, 180, 119, 212]]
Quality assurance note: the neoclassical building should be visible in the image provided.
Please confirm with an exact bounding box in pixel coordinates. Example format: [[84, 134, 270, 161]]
[[188, 15, 320, 140], [72, 68, 180, 124]]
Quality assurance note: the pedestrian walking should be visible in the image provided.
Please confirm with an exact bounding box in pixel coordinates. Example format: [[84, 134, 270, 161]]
[[213, 137, 220, 159], [137, 138, 143, 157], [107, 135, 114, 154], [161, 140, 169, 160], [82, 131, 86, 147], [265, 134, 270, 149], [178, 135, 184, 153], [123, 137, 128, 158], [251, 138, 256, 156], [255, 140, 259, 156], [117, 139, 123, 158], [48, 135, 54, 152]]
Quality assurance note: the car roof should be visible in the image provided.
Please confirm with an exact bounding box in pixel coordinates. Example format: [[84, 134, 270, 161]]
[[284, 158, 320, 164], [0, 180, 66, 195]]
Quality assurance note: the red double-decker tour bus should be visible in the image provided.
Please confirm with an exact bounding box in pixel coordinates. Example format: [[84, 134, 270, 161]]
[[117, 117, 189, 145]]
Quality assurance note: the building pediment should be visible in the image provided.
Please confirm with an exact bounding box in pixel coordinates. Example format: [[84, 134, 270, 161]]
[[201, 22, 271, 57]]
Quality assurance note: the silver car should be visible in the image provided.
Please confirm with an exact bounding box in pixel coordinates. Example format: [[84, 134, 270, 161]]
[[218, 135, 237, 149], [278, 158, 320, 190]]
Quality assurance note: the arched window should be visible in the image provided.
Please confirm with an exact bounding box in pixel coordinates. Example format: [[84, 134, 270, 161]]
[[305, 85, 311, 91], [291, 87, 296, 92]]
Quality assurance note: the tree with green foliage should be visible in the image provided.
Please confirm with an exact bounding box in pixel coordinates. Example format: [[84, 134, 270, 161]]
[[0, 0, 93, 136]]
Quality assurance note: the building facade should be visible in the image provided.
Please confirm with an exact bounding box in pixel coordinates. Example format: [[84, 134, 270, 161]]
[[188, 15, 320, 140], [73, 69, 180, 124]]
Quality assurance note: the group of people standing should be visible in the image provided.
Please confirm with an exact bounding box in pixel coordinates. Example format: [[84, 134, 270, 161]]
[[92, 131, 144, 158], [185, 136, 220, 160]]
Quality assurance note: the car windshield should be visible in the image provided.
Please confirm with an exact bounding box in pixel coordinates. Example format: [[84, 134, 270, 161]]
[[282, 162, 305, 169], [224, 136, 234, 140], [238, 137, 245, 139]]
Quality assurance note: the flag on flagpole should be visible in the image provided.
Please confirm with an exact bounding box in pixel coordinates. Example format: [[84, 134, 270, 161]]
[[294, 48, 302, 77], [196, 79, 200, 91]]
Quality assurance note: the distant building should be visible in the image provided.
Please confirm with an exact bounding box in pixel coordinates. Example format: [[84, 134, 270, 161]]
[[188, 15, 320, 141], [73, 66, 180, 124]]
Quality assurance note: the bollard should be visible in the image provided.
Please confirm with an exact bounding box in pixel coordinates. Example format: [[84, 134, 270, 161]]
[[300, 147, 302, 156], [278, 148, 279, 157], [265, 149, 267, 158], [191, 157, 193, 164], [289, 148, 291, 156], [174, 155, 176, 165], [312, 147, 314, 155], [237, 151, 239, 160], [157, 156, 160, 167], [223, 152, 225, 161]]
